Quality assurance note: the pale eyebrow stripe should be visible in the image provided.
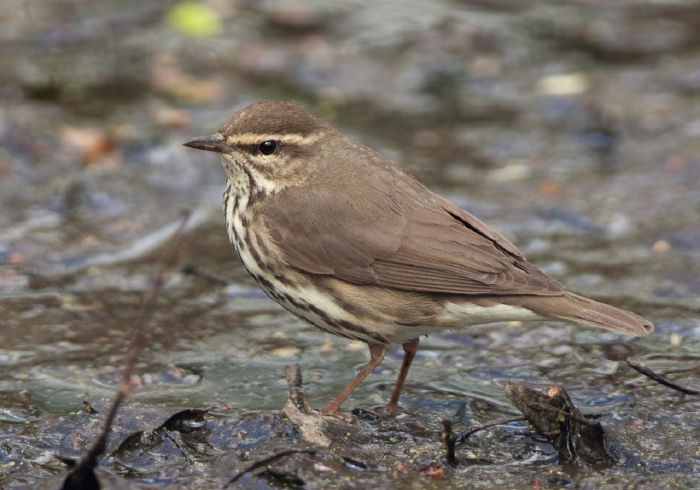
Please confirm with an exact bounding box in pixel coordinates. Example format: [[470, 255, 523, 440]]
[[225, 133, 321, 145]]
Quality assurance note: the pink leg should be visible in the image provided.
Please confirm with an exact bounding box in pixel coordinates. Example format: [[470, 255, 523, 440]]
[[385, 338, 419, 415], [321, 344, 388, 416]]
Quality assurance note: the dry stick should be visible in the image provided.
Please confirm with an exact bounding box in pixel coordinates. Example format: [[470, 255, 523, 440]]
[[70, 210, 192, 474], [627, 358, 700, 396], [455, 415, 528, 445], [181, 262, 232, 285], [525, 403, 598, 427], [285, 364, 314, 413], [645, 354, 700, 362], [224, 449, 317, 487], [441, 418, 458, 466]]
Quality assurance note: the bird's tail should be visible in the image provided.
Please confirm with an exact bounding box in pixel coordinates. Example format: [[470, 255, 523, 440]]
[[513, 292, 653, 336]]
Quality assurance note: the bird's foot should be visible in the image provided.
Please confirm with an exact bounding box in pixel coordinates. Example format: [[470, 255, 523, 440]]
[[350, 404, 403, 423], [319, 408, 359, 424]]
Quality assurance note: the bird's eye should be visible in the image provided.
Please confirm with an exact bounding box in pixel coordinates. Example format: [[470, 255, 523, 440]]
[[259, 140, 277, 155]]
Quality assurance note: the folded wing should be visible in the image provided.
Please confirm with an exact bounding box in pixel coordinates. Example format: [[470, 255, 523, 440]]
[[264, 187, 565, 297]]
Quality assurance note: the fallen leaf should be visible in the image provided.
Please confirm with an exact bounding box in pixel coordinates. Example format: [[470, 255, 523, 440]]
[[420, 463, 443, 478]]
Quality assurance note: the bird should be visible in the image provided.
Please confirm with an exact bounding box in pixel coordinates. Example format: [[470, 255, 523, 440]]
[[183, 100, 653, 417]]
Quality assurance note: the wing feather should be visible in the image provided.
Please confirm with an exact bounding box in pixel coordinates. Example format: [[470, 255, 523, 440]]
[[261, 185, 564, 296]]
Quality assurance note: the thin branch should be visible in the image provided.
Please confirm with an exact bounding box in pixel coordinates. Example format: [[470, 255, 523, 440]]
[[224, 449, 317, 487], [181, 262, 232, 285], [441, 418, 457, 465], [71, 210, 192, 473], [455, 416, 528, 445], [644, 354, 700, 362], [627, 358, 700, 396], [285, 364, 314, 413]]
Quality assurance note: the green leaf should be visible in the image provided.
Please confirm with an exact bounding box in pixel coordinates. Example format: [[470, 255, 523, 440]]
[[168, 2, 222, 38]]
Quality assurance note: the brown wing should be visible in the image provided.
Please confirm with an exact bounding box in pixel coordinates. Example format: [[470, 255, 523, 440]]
[[262, 184, 564, 297]]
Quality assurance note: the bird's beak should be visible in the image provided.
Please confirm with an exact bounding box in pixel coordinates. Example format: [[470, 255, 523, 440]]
[[183, 133, 228, 153]]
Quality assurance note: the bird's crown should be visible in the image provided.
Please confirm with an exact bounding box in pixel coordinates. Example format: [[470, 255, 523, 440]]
[[220, 100, 334, 145]]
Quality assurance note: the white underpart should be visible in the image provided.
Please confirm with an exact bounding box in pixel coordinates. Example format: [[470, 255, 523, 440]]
[[222, 153, 278, 194], [444, 301, 546, 325]]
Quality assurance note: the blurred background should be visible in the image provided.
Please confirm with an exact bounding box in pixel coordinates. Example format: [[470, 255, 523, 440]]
[[1, 0, 699, 487]]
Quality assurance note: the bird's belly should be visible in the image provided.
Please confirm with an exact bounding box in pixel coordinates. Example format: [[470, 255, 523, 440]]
[[228, 222, 392, 344], [254, 273, 396, 346]]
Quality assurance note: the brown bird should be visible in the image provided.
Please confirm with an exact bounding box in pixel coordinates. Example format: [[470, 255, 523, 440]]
[[184, 100, 653, 417]]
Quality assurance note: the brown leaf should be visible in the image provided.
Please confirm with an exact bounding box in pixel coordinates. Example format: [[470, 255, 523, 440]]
[[504, 381, 615, 465], [420, 463, 443, 478], [59, 126, 119, 169]]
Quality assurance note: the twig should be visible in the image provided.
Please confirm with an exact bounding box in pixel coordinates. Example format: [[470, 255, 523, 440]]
[[285, 364, 314, 413], [62, 210, 191, 483], [441, 418, 457, 466], [627, 359, 700, 396], [455, 415, 528, 445], [644, 354, 700, 362], [182, 262, 232, 285], [526, 403, 598, 427], [224, 449, 317, 487]]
